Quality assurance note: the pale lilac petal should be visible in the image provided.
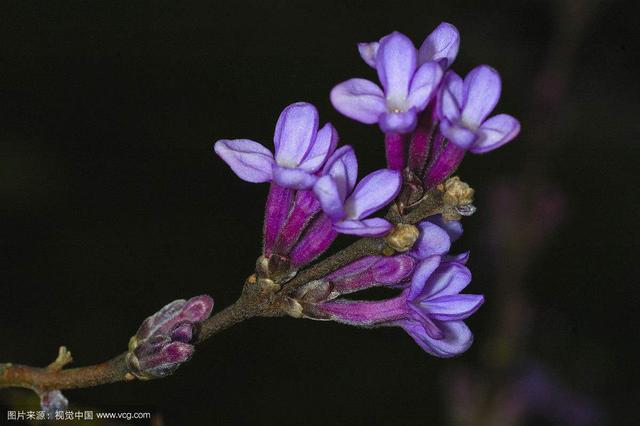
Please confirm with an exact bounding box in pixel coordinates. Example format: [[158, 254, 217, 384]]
[[358, 41, 379, 68], [421, 262, 472, 299], [272, 166, 317, 190], [438, 71, 463, 121], [333, 218, 393, 237], [440, 120, 477, 149], [471, 114, 521, 154], [411, 221, 451, 259], [137, 299, 186, 340], [417, 22, 460, 67], [428, 215, 463, 242], [423, 294, 484, 321], [446, 251, 470, 264], [274, 102, 319, 167], [330, 79, 386, 124], [407, 61, 444, 110], [299, 122, 339, 172], [313, 175, 346, 221], [379, 109, 418, 134], [404, 320, 473, 357], [461, 65, 501, 125], [408, 256, 442, 300], [376, 32, 417, 101], [343, 169, 401, 220], [322, 145, 358, 199], [214, 139, 274, 183]]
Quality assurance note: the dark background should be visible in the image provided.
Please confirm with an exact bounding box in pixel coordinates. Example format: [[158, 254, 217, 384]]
[[1, 1, 638, 425]]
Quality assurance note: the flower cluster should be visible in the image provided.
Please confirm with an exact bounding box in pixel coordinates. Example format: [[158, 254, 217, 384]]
[[126, 295, 214, 379], [332, 23, 520, 190], [215, 102, 401, 279], [213, 22, 519, 357], [294, 219, 482, 357]]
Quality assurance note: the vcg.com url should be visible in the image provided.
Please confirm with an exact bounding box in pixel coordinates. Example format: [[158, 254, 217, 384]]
[[95, 411, 151, 421]]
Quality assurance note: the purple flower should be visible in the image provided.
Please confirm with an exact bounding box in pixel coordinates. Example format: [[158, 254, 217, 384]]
[[310, 257, 483, 358], [438, 66, 521, 153], [313, 145, 401, 236], [331, 31, 443, 134], [127, 295, 214, 379], [296, 220, 481, 357], [214, 102, 338, 189], [358, 22, 460, 69]]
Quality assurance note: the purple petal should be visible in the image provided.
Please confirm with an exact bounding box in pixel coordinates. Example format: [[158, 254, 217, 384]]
[[344, 169, 401, 220], [313, 175, 346, 221], [438, 71, 463, 121], [272, 166, 317, 190], [214, 139, 274, 183], [400, 316, 444, 341], [326, 256, 379, 280], [403, 319, 473, 357], [423, 294, 484, 321], [423, 141, 466, 188], [334, 218, 393, 237], [181, 295, 214, 322], [137, 299, 186, 340], [471, 114, 521, 154], [271, 190, 320, 254], [384, 133, 407, 170], [461, 65, 501, 125], [328, 255, 416, 294], [407, 61, 443, 111], [274, 102, 319, 167], [358, 41, 379, 67], [376, 31, 417, 101], [322, 145, 358, 198], [330, 79, 386, 124], [316, 297, 407, 326], [407, 124, 433, 173], [446, 251, 470, 264], [439, 120, 477, 149], [421, 262, 472, 300], [170, 321, 194, 343], [428, 215, 463, 242], [380, 109, 418, 133], [417, 22, 460, 67], [408, 256, 442, 300], [263, 183, 294, 255], [411, 221, 451, 259], [155, 295, 214, 336], [140, 341, 195, 375], [290, 215, 337, 267], [299, 122, 338, 172], [372, 254, 415, 283]]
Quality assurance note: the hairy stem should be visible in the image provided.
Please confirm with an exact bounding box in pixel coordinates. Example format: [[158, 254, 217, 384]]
[[0, 186, 444, 394]]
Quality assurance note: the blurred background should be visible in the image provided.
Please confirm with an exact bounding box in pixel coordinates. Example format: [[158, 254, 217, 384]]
[[1, 1, 638, 424]]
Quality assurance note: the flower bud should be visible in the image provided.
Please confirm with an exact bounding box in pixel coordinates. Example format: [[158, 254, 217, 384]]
[[126, 295, 213, 380]]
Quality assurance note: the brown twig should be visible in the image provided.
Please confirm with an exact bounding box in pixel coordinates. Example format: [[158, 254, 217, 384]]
[[0, 185, 446, 394]]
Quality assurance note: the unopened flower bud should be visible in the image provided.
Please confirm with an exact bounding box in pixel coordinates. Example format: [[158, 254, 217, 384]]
[[293, 280, 337, 303], [126, 295, 213, 380]]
